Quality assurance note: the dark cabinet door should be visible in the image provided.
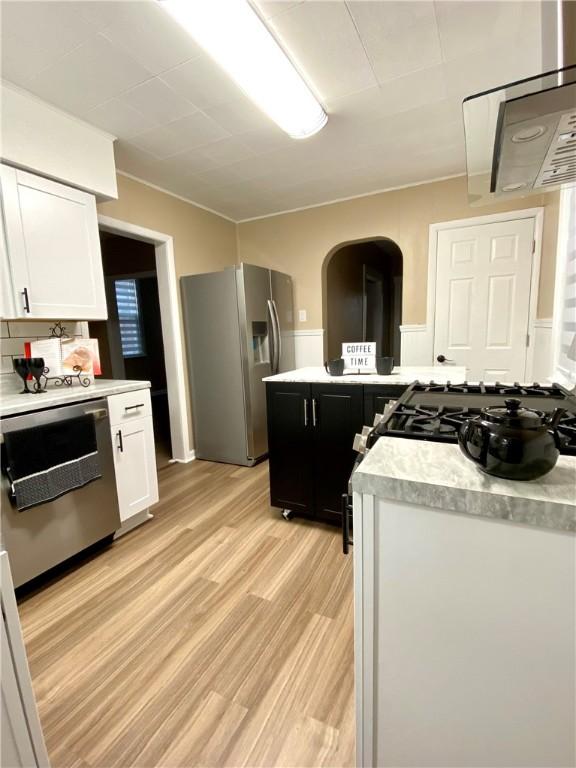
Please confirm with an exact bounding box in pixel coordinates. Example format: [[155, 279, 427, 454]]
[[363, 384, 407, 427], [311, 384, 364, 520], [266, 382, 313, 513]]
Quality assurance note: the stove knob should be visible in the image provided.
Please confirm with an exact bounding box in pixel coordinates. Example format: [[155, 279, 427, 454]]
[[373, 412, 384, 426], [362, 425, 371, 436], [353, 433, 368, 454]]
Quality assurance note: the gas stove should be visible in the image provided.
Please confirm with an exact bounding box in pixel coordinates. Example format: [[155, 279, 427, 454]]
[[345, 380, 576, 554], [364, 380, 576, 455]]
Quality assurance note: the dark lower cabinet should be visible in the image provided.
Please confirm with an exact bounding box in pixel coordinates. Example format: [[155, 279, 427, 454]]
[[266, 383, 313, 514], [312, 384, 363, 521], [363, 384, 407, 427], [266, 381, 364, 524]]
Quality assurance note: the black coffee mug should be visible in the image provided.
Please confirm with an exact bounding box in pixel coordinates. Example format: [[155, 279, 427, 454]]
[[324, 358, 345, 376], [376, 356, 394, 375]]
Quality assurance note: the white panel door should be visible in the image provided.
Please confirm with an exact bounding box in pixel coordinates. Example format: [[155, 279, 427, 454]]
[[112, 416, 158, 522], [0, 164, 107, 319], [434, 217, 535, 381]]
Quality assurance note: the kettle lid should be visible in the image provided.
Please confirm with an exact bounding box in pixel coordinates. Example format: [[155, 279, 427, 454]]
[[482, 397, 545, 427]]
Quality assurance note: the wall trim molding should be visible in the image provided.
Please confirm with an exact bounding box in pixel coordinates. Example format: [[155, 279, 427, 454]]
[[399, 324, 427, 333], [533, 318, 553, 328], [427, 207, 545, 382], [291, 328, 325, 337], [98, 214, 192, 463], [238, 173, 465, 224], [115, 170, 236, 224]]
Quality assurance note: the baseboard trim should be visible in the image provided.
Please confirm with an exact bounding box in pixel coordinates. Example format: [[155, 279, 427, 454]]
[[169, 450, 196, 464]]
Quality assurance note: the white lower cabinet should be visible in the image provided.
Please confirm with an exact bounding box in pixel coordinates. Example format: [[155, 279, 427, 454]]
[[108, 390, 158, 531], [1, 552, 50, 768]]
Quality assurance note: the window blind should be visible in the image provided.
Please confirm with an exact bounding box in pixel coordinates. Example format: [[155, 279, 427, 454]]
[[114, 279, 145, 358]]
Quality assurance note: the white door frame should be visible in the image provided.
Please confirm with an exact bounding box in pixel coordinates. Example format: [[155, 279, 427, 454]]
[[427, 207, 544, 380], [98, 214, 192, 463]]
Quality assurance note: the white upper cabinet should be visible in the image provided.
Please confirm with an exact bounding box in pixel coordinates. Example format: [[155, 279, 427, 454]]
[[0, 164, 107, 320]]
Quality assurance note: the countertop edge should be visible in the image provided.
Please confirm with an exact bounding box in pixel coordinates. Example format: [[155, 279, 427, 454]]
[[0, 379, 151, 418], [351, 472, 576, 533]]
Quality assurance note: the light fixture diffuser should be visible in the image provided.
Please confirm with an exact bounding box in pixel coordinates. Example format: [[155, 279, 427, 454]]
[[160, 0, 327, 139]]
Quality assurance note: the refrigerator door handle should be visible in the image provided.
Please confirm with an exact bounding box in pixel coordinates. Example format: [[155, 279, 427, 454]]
[[268, 299, 281, 374], [271, 299, 281, 374]]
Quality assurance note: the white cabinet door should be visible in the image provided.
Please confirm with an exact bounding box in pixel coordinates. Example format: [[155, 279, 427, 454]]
[[1, 552, 50, 768], [433, 217, 535, 381], [112, 416, 158, 522], [0, 164, 107, 320]]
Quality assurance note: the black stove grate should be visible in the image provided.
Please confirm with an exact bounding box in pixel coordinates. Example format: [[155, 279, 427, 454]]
[[412, 381, 568, 397], [367, 380, 576, 455]]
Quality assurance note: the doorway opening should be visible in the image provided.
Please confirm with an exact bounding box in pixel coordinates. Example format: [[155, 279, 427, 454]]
[[89, 233, 172, 466], [323, 238, 403, 362]]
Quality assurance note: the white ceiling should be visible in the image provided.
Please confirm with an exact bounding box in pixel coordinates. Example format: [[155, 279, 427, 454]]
[[1, 0, 545, 221]]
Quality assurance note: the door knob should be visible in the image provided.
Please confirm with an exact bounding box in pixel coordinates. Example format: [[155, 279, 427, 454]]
[[437, 354, 453, 363]]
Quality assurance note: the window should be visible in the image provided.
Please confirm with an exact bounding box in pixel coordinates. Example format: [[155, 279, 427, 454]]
[[114, 279, 145, 358]]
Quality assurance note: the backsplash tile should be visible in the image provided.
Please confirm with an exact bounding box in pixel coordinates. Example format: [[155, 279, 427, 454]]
[[0, 320, 87, 380]]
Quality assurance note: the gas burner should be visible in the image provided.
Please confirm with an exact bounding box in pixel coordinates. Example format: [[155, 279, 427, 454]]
[[376, 405, 474, 442]]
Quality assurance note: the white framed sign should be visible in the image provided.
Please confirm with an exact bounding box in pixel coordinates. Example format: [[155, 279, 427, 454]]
[[342, 342, 376, 371]]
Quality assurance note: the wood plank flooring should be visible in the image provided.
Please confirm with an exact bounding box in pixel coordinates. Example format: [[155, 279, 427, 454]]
[[17, 459, 355, 767]]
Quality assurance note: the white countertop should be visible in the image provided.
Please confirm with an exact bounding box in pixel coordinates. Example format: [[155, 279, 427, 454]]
[[0, 377, 150, 418], [352, 436, 576, 533], [263, 365, 467, 385]]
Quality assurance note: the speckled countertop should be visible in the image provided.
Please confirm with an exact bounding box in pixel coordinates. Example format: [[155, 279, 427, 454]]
[[0, 376, 150, 418], [352, 436, 576, 533], [264, 365, 467, 385]]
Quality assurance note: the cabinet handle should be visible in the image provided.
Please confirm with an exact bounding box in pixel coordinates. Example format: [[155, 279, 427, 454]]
[[117, 429, 124, 453], [21, 287, 30, 313], [312, 398, 318, 427], [303, 398, 308, 427], [124, 403, 144, 411]]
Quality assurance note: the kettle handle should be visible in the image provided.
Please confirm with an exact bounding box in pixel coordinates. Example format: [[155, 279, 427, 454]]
[[324, 361, 330, 374], [458, 420, 489, 468]]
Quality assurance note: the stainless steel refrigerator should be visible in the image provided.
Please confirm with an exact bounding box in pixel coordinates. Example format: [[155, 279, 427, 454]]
[[181, 263, 295, 466]]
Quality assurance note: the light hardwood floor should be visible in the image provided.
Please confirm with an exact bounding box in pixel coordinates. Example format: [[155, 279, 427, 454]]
[[18, 459, 355, 768]]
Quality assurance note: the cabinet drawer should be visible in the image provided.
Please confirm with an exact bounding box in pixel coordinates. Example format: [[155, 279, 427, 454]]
[[108, 389, 152, 426]]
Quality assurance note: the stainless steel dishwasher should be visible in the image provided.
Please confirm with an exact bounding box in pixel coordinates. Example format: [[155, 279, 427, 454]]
[[1, 398, 121, 588]]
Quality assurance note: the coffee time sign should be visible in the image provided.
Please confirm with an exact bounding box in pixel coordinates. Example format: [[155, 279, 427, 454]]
[[342, 342, 376, 371]]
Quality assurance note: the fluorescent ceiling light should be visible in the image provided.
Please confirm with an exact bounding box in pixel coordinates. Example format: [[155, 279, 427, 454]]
[[160, 0, 327, 139]]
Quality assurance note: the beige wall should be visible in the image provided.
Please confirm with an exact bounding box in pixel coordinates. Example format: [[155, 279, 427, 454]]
[[98, 174, 237, 276], [96, 173, 559, 452], [237, 175, 559, 328], [97, 174, 238, 453]]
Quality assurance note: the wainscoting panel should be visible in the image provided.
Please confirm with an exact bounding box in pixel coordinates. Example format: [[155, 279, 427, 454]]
[[399, 325, 432, 367], [293, 329, 324, 368]]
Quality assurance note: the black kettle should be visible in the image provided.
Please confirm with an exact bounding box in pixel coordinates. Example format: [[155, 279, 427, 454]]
[[458, 398, 565, 480]]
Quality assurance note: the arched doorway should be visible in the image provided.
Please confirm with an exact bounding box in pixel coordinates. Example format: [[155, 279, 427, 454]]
[[322, 237, 403, 362]]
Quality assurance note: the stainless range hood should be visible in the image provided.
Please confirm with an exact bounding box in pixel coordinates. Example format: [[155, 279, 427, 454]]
[[464, 0, 576, 205], [464, 65, 576, 205]]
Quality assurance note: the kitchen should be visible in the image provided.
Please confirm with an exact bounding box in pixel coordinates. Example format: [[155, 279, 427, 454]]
[[1, 1, 575, 767]]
